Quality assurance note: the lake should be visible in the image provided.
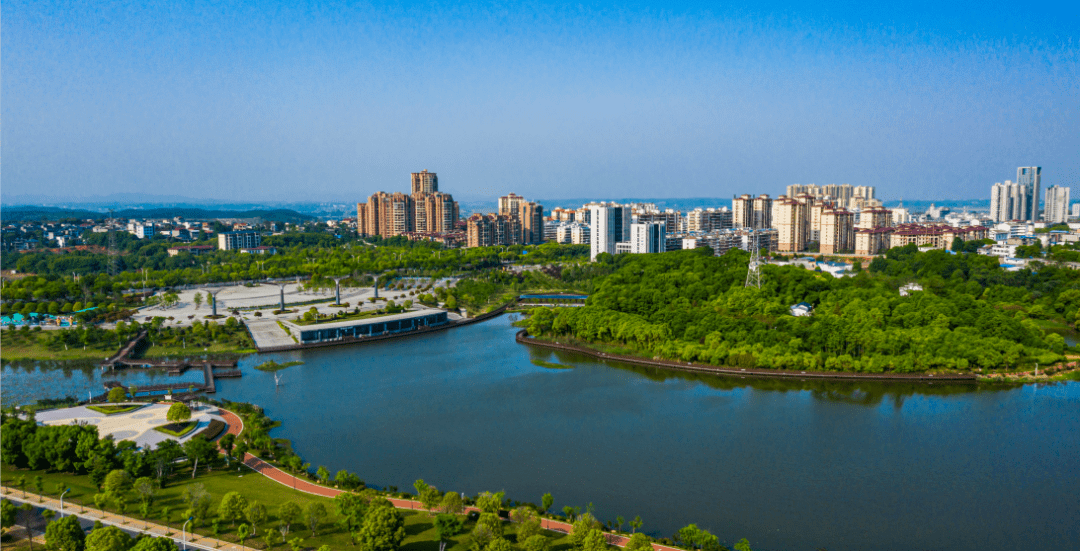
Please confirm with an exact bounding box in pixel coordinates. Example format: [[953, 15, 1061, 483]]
[[4, 314, 1079, 551]]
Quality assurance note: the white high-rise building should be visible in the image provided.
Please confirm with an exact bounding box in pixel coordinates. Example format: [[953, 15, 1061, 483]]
[[1017, 167, 1041, 222], [990, 180, 1024, 222], [1045, 185, 1070, 224], [589, 204, 631, 261], [629, 222, 666, 254]]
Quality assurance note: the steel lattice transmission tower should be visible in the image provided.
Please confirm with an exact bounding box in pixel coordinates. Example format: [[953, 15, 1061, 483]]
[[745, 230, 762, 289]]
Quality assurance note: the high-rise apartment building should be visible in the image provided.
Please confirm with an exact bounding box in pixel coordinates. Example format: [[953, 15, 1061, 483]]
[[498, 193, 526, 217], [466, 214, 522, 248], [686, 208, 733, 232], [772, 196, 807, 253], [784, 184, 872, 209], [519, 201, 545, 244], [589, 204, 631, 260], [732, 194, 772, 229], [1017, 167, 1041, 222], [358, 171, 460, 237], [1045, 185, 1070, 224], [819, 207, 855, 254], [411, 170, 438, 194], [413, 191, 459, 233], [990, 181, 1023, 222], [629, 222, 666, 254], [857, 206, 893, 230]]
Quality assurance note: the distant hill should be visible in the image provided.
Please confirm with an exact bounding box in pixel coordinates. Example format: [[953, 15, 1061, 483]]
[[1, 206, 315, 223]]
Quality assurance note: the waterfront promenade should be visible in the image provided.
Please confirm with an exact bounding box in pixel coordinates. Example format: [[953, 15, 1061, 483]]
[[216, 408, 674, 550]]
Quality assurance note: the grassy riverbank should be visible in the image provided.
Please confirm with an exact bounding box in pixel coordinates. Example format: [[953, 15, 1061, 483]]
[[0, 463, 574, 551], [0, 331, 254, 362]]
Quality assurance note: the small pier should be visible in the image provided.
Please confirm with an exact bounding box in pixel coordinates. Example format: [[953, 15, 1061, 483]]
[[99, 329, 241, 395]]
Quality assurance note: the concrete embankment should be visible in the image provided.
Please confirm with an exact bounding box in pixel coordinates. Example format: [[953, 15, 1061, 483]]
[[515, 330, 977, 382]]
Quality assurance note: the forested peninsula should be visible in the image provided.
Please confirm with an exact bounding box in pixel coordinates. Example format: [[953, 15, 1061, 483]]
[[523, 245, 1080, 373]]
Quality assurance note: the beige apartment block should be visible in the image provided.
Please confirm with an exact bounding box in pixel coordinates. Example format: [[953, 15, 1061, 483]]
[[819, 208, 855, 254]]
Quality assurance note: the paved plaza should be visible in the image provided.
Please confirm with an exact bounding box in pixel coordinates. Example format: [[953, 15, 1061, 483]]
[[35, 402, 227, 448], [123, 278, 457, 329]]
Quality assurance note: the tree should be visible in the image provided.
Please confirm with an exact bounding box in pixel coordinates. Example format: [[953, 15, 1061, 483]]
[[568, 514, 601, 548], [2, 499, 17, 529], [287, 538, 304, 551], [218, 433, 236, 460], [541, 493, 553, 514], [182, 437, 216, 477], [434, 514, 464, 551], [94, 494, 108, 514], [439, 492, 464, 515], [46, 515, 86, 551], [107, 388, 127, 403], [35, 475, 45, 496], [133, 477, 157, 506], [733, 539, 752, 551], [615, 517, 625, 533], [562, 506, 575, 521], [624, 534, 651, 551], [103, 470, 132, 499], [475, 492, 504, 514], [675, 524, 719, 551], [581, 529, 608, 551], [218, 492, 248, 527], [237, 524, 251, 548], [244, 501, 268, 536], [487, 538, 514, 551], [180, 484, 212, 527], [417, 483, 441, 513], [469, 513, 503, 551], [166, 403, 191, 423], [278, 502, 302, 535], [356, 503, 405, 551], [511, 507, 542, 541], [193, 293, 203, 310], [334, 493, 369, 543], [629, 516, 643, 533], [316, 466, 330, 484], [263, 528, 283, 549], [85, 525, 132, 551], [17, 475, 27, 497], [129, 537, 177, 551], [522, 535, 550, 551], [304, 501, 328, 537]]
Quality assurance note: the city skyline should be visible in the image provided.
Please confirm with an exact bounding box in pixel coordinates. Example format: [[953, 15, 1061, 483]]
[[2, 1, 1078, 203]]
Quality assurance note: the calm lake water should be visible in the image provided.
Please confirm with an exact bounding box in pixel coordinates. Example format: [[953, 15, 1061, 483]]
[[4, 314, 1080, 551]]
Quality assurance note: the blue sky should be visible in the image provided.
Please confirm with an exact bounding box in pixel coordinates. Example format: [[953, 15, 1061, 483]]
[[2, 0, 1078, 203]]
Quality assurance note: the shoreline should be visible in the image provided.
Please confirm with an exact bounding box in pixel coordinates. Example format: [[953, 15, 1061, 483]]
[[515, 329, 979, 382]]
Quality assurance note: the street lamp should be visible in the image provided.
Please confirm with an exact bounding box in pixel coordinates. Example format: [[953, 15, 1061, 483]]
[[60, 488, 70, 517], [182, 517, 193, 550]]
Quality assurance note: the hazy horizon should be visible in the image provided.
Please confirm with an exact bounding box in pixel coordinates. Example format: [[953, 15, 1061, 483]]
[[3, 1, 1078, 204]]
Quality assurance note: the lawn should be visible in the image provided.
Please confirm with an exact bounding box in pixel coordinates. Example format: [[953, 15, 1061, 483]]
[[153, 421, 198, 437], [0, 336, 116, 361], [86, 404, 144, 415], [0, 464, 574, 551], [0, 333, 255, 362]]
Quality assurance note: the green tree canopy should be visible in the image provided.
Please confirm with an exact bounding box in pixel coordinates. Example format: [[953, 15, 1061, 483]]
[[85, 525, 132, 551], [46, 515, 86, 551], [356, 503, 406, 551], [166, 403, 191, 423]]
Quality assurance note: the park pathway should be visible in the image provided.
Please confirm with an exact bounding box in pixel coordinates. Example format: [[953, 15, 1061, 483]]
[[1, 487, 244, 551]]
